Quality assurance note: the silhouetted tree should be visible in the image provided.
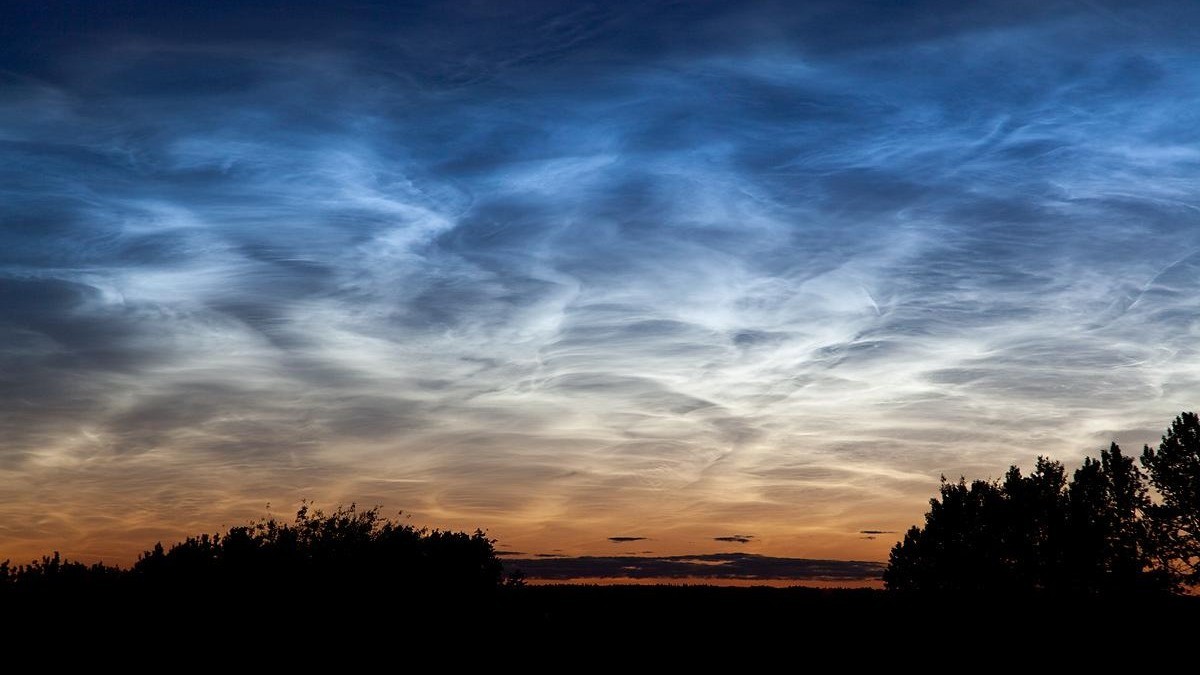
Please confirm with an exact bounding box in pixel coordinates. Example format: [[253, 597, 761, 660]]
[[131, 503, 506, 598], [1000, 458, 1069, 590], [887, 439, 1174, 595], [0, 551, 123, 596], [0, 504, 508, 606], [1067, 443, 1157, 593], [1142, 412, 1200, 586], [883, 477, 1009, 593]]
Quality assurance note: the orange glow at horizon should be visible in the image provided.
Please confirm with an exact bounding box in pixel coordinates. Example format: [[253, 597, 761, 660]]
[[3, 1, 1199, 586]]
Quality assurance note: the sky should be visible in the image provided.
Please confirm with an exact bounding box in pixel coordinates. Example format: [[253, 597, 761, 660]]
[[2, 1, 1199, 581]]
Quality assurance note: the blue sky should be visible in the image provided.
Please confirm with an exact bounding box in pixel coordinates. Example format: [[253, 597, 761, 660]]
[[2, 1, 1199, 571]]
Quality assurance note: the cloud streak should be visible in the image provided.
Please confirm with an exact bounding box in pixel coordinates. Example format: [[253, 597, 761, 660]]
[[1, 0, 1199, 565], [504, 552, 884, 582]]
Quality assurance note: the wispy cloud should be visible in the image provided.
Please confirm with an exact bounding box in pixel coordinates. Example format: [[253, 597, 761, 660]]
[[504, 552, 884, 582], [1, 1, 1199, 564]]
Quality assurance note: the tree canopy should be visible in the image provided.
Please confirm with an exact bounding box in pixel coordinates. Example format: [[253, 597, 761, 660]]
[[0, 503, 509, 601], [885, 413, 1200, 595]]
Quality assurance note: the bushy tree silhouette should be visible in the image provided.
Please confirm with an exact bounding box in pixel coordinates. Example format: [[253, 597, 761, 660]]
[[0, 551, 122, 597], [1001, 458, 1069, 590], [1141, 412, 1200, 585], [1, 504, 508, 604], [1068, 443, 1154, 592], [883, 478, 1009, 593], [132, 503, 506, 599], [885, 415, 1197, 595]]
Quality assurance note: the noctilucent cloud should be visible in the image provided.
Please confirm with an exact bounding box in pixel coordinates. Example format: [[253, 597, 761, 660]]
[[2, 1, 1199, 569]]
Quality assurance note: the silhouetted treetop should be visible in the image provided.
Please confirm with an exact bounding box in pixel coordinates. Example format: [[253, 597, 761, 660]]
[[1141, 412, 1200, 584], [1, 504, 509, 600], [885, 414, 1198, 596]]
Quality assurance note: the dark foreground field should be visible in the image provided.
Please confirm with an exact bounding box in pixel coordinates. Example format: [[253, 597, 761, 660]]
[[504, 584, 1200, 631], [6, 583, 1196, 646]]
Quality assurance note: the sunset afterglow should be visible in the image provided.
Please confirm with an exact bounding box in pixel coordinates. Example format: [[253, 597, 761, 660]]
[[2, 1, 1198, 584]]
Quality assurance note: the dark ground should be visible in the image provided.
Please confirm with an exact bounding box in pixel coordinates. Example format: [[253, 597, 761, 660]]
[[3, 584, 1197, 659]]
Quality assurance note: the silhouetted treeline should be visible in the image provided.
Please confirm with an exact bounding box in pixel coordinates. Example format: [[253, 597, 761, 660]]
[[0, 504, 508, 602], [886, 412, 1200, 595]]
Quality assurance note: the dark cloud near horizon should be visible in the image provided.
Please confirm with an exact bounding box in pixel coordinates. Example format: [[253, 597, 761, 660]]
[[859, 530, 895, 535], [504, 552, 884, 581], [608, 537, 648, 543], [3, 0, 1200, 560], [714, 535, 755, 543]]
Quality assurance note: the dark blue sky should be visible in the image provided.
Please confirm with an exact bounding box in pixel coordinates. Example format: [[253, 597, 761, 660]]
[[2, 1, 1199, 569]]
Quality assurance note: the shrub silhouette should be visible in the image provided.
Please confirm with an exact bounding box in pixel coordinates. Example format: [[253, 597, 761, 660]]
[[1, 504, 507, 603], [0, 551, 123, 598]]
